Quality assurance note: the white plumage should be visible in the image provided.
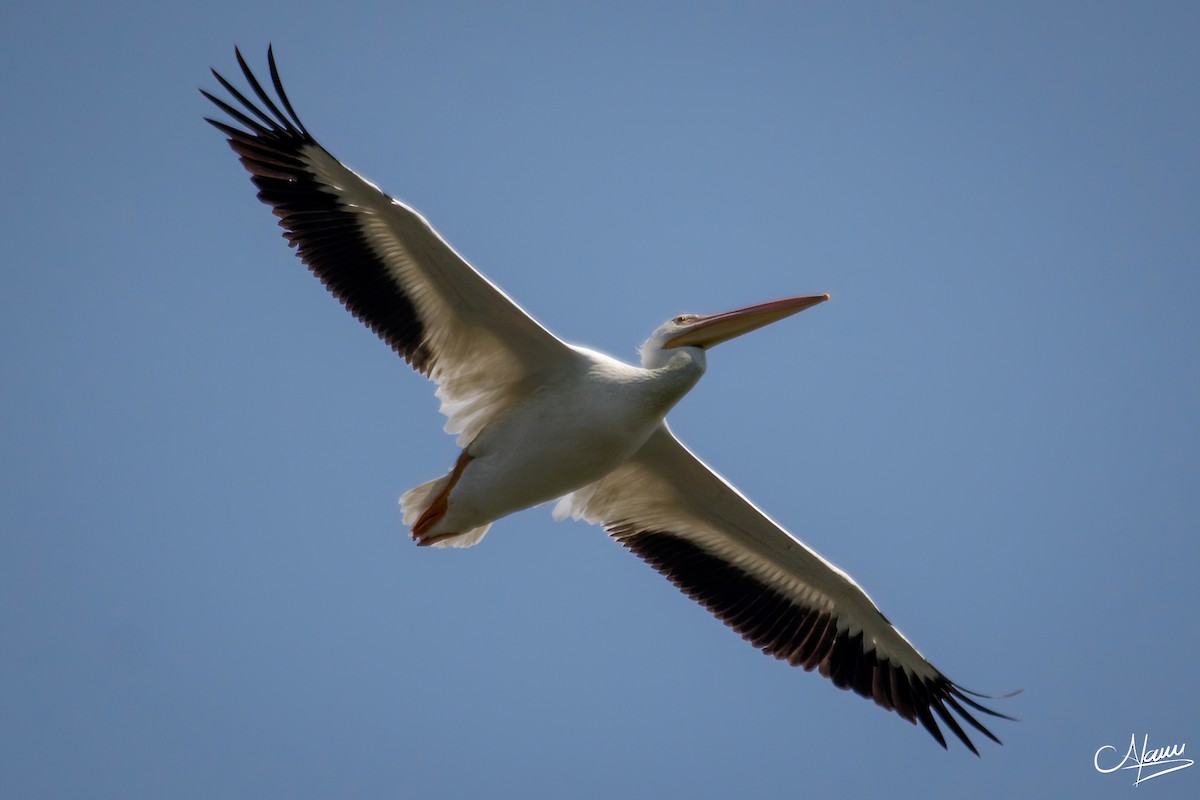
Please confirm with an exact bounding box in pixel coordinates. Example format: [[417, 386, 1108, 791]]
[[204, 46, 1013, 753]]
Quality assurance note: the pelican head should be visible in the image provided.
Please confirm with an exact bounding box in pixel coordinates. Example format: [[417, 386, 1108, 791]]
[[641, 293, 829, 368]]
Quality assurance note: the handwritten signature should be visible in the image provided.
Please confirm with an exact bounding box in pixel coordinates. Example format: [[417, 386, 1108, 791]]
[[1094, 734, 1193, 786]]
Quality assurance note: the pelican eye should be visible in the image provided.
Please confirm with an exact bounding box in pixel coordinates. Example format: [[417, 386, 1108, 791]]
[[673, 314, 696, 325]]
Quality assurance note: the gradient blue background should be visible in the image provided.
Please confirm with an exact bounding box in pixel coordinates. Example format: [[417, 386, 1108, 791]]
[[3, 2, 1198, 797]]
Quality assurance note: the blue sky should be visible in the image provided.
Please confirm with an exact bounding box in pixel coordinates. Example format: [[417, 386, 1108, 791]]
[[2, 1, 1198, 797]]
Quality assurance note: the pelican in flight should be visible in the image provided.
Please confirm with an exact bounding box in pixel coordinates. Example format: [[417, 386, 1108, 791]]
[[204, 47, 1012, 753]]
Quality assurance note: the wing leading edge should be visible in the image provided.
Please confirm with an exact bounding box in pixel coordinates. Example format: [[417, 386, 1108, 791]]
[[556, 425, 1013, 753]]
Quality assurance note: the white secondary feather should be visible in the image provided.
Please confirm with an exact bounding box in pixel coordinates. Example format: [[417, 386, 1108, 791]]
[[204, 47, 1011, 754]]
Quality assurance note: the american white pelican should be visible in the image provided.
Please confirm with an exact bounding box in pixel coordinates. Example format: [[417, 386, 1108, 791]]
[[204, 47, 1013, 753]]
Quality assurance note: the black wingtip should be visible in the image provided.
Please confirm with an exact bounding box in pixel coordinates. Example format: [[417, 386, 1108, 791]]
[[201, 46, 438, 375], [931, 695, 980, 756], [266, 44, 308, 135], [914, 701, 949, 750], [958, 683, 1024, 701], [952, 684, 1020, 722]]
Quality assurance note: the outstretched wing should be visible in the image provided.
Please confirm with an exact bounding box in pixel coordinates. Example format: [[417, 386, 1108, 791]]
[[555, 425, 1012, 754], [203, 47, 578, 444]]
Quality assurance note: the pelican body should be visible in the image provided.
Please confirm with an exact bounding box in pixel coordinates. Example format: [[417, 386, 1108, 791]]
[[403, 296, 824, 548], [204, 47, 1012, 753], [406, 347, 701, 547]]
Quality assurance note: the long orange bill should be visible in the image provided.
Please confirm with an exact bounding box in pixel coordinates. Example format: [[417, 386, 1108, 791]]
[[663, 293, 829, 349]]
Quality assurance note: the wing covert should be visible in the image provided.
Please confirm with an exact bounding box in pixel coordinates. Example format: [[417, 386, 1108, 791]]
[[555, 425, 1012, 753], [203, 47, 578, 443]]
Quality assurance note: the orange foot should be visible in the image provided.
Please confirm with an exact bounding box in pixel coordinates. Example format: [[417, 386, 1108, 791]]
[[411, 449, 473, 545], [413, 529, 467, 547]]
